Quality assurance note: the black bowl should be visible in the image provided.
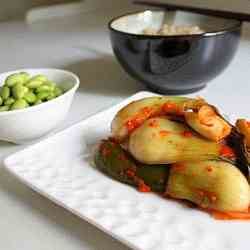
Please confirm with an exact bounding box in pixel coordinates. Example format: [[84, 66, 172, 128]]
[[109, 10, 242, 94]]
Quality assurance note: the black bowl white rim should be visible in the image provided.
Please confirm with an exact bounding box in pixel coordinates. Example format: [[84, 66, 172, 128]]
[[109, 10, 242, 38]]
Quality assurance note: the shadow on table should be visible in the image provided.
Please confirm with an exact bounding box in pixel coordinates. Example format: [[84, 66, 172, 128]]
[[63, 54, 145, 97], [0, 167, 131, 250]]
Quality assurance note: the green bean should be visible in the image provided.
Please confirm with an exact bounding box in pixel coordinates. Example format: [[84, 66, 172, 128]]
[[34, 99, 43, 106], [12, 83, 29, 99], [23, 91, 36, 104], [0, 86, 10, 100], [0, 105, 10, 112], [11, 99, 28, 110], [36, 91, 50, 101], [4, 97, 15, 106], [0, 72, 67, 111], [25, 79, 43, 89], [54, 86, 63, 97], [5, 72, 30, 87]]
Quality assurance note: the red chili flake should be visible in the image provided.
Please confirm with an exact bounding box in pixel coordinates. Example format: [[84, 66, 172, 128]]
[[206, 166, 213, 172], [198, 190, 205, 196], [148, 119, 159, 128], [211, 195, 217, 202], [220, 145, 235, 158], [118, 154, 127, 161], [181, 131, 193, 138], [101, 147, 111, 157], [124, 107, 154, 133], [141, 106, 153, 115], [138, 180, 151, 193], [126, 169, 136, 177], [173, 163, 186, 172], [125, 118, 141, 132], [159, 130, 170, 137], [162, 102, 183, 115]]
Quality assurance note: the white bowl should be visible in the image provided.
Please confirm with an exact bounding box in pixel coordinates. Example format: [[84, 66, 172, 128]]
[[0, 68, 79, 144]]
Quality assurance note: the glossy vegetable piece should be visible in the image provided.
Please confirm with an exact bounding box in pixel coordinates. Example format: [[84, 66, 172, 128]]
[[129, 117, 221, 164], [167, 160, 250, 212], [111, 96, 206, 142], [185, 105, 232, 142], [95, 139, 169, 192]]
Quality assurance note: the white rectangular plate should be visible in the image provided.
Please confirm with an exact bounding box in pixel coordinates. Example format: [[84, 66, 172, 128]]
[[4, 91, 250, 250]]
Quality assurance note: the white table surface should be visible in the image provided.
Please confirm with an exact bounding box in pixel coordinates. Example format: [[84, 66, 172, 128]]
[[1, 5, 250, 250]]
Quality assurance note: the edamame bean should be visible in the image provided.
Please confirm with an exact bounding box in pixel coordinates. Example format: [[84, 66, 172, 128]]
[[34, 99, 42, 105], [37, 91, 50, 101], [46, 92, 55, 101], [4, 97, 15, 106], [45, 80, 55, 90], [0, 96, 3, 106], [12, 83, 29, 99], [11, 99, 28, 110], [25, 80, 43, 89], [0, 105, 10, 111], [0, 86, 10, 100], [30, 74, 47, 83], [24, 91, 36, 104], [5, 72, 30, 87], [36, 85, 53, 93], [54, 87, 63, 97]]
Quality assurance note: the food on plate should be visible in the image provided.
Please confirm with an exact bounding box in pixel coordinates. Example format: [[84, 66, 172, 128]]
[[95, 139, 169, 192], [128, 117, 222, 164], [143, 24, 204, 36], [0, 72, 64, 111], [167, 161, 250, 212], [95, 96, 250, 219], [185, 105, 232, 142]]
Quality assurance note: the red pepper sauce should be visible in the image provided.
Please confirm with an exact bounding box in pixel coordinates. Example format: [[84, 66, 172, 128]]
[[100, 145, 112, 157], [148, 119, 159, 128], [220, 145, 236, 159], [159, 130, 171, 137], [162, 102, 184, 115], [172, 163, 186, 172], [118, 153, 127, 161], [180, 131, 193, 138], [138, 180, 151, 193], [206, 166, 213, 173], [203, 207, 250, 220], [126, 168, 136, 177], [124, 106, 155, 133]]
